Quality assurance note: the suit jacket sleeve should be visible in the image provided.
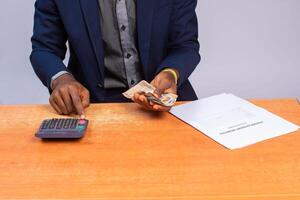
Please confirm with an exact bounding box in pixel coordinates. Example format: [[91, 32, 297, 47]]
[[30, 0, 68, 90], [156, 0, 200, 87]]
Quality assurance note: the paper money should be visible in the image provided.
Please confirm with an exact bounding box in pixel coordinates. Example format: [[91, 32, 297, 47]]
[[144, 93, 178, 107], [159, 93, 178, 107], [123, 80, 178, 107], [122, 80, 156, 99]]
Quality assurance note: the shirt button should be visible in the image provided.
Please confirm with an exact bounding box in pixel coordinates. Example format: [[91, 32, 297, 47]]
[[121, 25, 126, 31], [131, 80, 135, 85], [126, 53, 132, 59]]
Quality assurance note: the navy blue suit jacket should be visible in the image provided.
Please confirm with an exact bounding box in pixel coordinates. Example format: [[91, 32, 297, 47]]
[[30, 0, 200, 102]]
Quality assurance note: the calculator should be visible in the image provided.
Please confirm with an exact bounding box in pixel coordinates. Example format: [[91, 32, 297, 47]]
[[35, 118, 89, 139]]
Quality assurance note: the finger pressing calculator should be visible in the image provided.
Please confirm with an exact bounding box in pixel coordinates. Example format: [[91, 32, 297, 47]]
[[35, 118, 89, 139]]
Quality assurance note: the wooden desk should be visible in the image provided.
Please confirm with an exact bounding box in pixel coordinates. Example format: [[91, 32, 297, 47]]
[[0, 99, 299, 200]]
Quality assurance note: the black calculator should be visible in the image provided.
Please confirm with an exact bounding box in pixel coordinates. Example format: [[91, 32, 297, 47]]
[[35, 118, 89, 139]]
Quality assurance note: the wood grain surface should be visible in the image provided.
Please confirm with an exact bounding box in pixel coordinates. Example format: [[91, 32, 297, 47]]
[[0, 99, 299, 200]]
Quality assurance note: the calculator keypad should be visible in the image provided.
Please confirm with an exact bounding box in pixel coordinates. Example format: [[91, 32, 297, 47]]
[[36, 118, 88, 139]]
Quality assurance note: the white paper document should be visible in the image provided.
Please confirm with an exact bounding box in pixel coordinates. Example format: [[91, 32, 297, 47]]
[[170, 93, 299, 149]]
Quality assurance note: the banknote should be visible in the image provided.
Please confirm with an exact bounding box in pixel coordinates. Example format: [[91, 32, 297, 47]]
[[123, 80, 178, 107], [144, 92, 178, 107], [122, 80, 156, 99]]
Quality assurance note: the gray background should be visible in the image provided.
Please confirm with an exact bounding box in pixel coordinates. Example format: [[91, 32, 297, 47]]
[[0, 0, 299, 105]]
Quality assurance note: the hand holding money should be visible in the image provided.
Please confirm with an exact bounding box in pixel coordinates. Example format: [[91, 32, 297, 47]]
[[123, 70, 178, 112]]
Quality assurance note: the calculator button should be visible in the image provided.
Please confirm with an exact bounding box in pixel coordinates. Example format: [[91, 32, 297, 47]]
[[70, 119, 78, 129], [49, 119, 58, 129], [79, 120, 86, 125], [63, 119, 71, 129], [41, 120, 51, 129], [56, 119, 63, 129], [77, 125, 85, 130]]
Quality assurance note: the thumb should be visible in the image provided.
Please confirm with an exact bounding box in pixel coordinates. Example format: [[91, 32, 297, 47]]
[[152, 79, 172, 98]]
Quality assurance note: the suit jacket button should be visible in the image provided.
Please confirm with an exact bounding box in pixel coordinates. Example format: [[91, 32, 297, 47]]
[[97, 83, 103, 88]]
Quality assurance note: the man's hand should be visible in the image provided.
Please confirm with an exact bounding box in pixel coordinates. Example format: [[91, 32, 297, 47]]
[[49, 74, 90, 115], [133, 69, 178, 112]]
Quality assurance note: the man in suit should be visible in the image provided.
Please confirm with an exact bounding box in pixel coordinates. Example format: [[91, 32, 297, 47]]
[[30, 0, 200, 115]]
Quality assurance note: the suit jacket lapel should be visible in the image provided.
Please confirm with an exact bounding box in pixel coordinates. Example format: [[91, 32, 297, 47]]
[[79, 0, 104, 80], [137, 0, 156, 79]]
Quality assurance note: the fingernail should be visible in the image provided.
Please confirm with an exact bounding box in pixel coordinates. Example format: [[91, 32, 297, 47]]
[[80, 114, 86, 119]]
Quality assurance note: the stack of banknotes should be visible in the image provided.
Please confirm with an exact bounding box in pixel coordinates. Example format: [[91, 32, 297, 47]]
[[123, 80, 178, 107]]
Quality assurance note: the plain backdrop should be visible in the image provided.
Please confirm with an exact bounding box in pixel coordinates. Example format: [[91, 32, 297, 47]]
[[0, 0, 299, 105]]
